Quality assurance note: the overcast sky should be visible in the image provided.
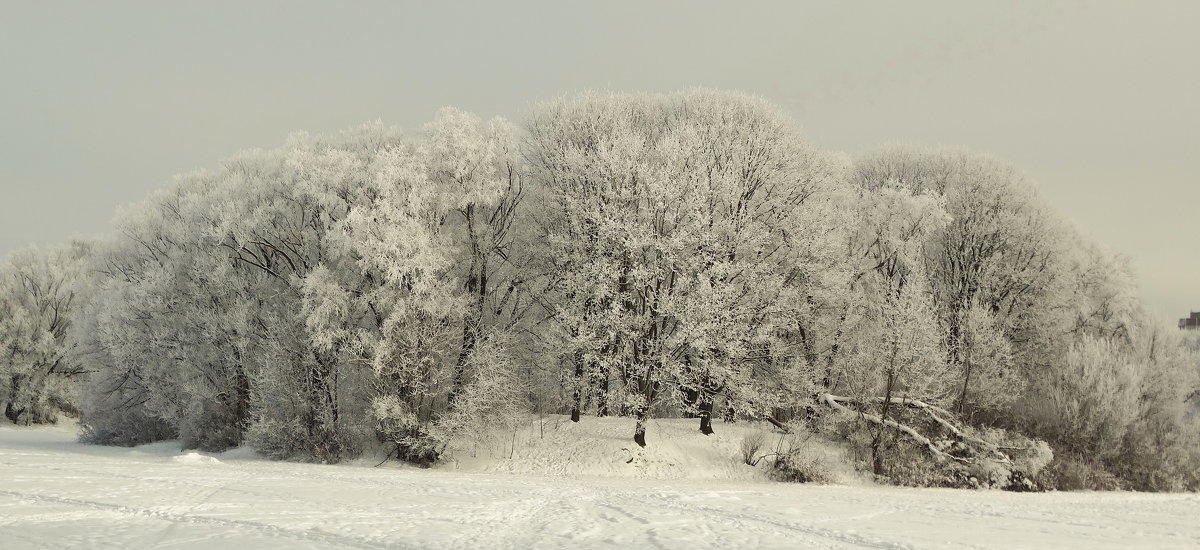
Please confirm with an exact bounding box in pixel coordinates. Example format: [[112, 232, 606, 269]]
[[1, 1, 1196, 322]]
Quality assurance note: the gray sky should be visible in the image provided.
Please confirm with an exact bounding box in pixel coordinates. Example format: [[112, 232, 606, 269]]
[[1, 1, 1197, 322]]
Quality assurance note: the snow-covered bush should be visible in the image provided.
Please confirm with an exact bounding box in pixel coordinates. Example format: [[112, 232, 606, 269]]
[[77, 381, 176, 447], [372, 395, 442, 466], [763, 433, 837, 484], [1025, 337, 1140, 461], [1107, 325, 1200, 491], [1111, 419, 1200, 492], [768, 446, 835, 484], [1036, 455, 1123, 491], [433, 334, 529, 445], [740, 431, 768, 466]]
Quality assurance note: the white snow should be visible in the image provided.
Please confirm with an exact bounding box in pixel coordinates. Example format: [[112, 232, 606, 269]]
[[2, 419, 1198, 549], [170, 452, 222, 465], [439, 414, 860, 482]]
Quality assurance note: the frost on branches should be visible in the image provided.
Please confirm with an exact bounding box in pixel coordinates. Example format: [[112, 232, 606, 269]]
[[0, 242, 92, 425], [526, 91, 847, 445], [41, 90, 1199, 491]]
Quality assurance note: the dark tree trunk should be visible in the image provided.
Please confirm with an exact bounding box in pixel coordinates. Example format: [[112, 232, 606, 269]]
[[570, 351, 584, 422], [957, 360, 973, 416], [5, 374, 27, 424], [448, 320, 476, 409], [4, 402, 22, 424], [449, 204, 487, 410], [630, 371, 657, 447], [633, 406, 648, 447], [823, 308, 849, 389], [698, 395, 715, 435], [594, 367, 608, 417], [871, 438, 885, 475], [234, 368, 251, 435]]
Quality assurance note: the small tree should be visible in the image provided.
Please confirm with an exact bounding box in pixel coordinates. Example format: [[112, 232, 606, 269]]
[[0, 242, 92, 425]]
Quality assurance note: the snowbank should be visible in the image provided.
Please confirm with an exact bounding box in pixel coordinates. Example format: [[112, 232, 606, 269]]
[[438, 414, 863, 484], [172, 451, 223, 465]]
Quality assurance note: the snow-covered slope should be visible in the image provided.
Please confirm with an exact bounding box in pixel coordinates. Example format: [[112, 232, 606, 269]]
[[439, 414, 857, 482], [3, 422, 1199, 549]]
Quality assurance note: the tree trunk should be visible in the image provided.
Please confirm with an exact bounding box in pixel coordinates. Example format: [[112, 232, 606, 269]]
[[594, 366, 609, 417], [448, 319, 477, 409], [449, 204, 486, 410], [633, 404, 648, 447], [4, 402, 22, 425], [630, 370, 657, 447], [5, 375, 27, 424], [818, 394, 1004, 465], [234, 368, 251, 437], [698, 394, 715, 435], [570, 350, 583, 422], [823, 307, 850, 388], [871, 438, 885, 475]]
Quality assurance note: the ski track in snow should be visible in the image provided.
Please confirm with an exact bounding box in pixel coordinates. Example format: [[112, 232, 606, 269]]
[[2, 426, 1199, 549]]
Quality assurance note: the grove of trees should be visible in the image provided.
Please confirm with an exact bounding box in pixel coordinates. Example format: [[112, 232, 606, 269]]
[[2, 90, 1197, 491]]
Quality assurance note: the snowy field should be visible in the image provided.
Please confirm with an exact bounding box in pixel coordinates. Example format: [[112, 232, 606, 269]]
[[2, 422, 1199, 550]]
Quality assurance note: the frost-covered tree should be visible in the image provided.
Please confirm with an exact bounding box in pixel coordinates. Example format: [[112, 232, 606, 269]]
[[953, 300, 1016, 417], [853, 147, 1073, 418], [1020, 306, 1200, 490], [72, 176, 261, 449], [1114, 320, 1200, 490], [52, 89, 1199, 489], [75, 115, 530, 463], [420, 108, 527, 407], [353, 112, 530, 461], [803, 183, 949, 394], [0, 242, 92, 425], [1028, 336, 1140, 462], [527, 90, 847, 444], [812, 184, 951, 473]]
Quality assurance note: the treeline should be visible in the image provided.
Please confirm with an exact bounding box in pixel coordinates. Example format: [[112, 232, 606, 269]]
[[2, 91, 1197, 490]]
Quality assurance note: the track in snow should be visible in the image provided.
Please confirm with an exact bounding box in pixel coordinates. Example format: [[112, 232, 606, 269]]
[[2, 426, 1198, 549]]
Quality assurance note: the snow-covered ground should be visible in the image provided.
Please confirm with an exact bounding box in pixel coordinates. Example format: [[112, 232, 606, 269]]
[[2, 420, 1198, 550]]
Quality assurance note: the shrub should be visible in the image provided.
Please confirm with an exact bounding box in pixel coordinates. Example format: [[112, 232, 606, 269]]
[[768, 444, 834, 484], [1036, 454, 1122, 491], [740, 431, 767, 466], [372, 396, 443, 467], [246, 416, 360, 464], [79, 405, 176, 447]]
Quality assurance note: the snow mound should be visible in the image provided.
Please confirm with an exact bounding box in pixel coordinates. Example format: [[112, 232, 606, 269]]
[[171, 451, 222, 465], [440, 414, 857, 482], [217, 446, 266, 461]]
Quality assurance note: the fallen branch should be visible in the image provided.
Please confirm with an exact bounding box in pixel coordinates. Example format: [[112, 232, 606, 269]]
[[822, 394, 1012, 464], [374, 445, 398, 468], [818, 393, 968, 464], [764, 416, 791, 434]]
